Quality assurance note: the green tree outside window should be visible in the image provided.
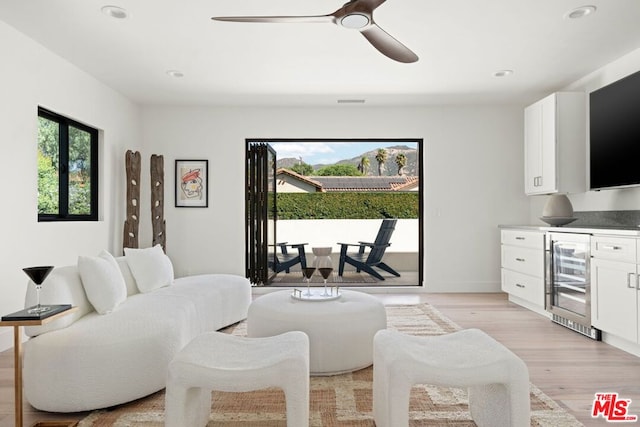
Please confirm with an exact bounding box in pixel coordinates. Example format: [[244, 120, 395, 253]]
[[37, 108, 98, 221]]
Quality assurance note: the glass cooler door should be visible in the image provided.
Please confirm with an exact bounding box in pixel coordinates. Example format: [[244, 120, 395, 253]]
[[551, 239, 589, 318]]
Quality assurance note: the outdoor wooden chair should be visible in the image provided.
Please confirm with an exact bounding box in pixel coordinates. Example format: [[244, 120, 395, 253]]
[[271, 242, 308, 274], [337, 219, 401, 281]]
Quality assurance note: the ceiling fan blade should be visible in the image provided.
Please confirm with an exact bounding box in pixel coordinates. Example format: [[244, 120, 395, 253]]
[[212, 15, 332, 24], [354, 0, 388, 12], [360, 23, 418, 63]]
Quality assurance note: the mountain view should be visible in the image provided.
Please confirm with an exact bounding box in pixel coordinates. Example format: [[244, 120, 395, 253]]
[[276, 145, 418, 176]]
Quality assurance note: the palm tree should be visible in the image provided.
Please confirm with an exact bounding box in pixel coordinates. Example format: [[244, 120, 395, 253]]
[[358, 156, 370, 175], [395, 153, 407, 175], [375, 148, 388, 176]]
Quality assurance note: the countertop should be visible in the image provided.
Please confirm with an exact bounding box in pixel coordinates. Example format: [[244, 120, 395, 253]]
[[499, 224, 640, 236]]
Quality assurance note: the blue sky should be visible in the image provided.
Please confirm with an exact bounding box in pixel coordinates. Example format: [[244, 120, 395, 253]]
[[270, 141, 417, 165]]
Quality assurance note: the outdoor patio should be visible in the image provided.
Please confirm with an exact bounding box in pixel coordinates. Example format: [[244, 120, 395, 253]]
[[271, 218, 420, 287]]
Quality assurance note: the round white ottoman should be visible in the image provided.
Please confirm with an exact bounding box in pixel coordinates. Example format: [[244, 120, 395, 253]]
[[248, 289, 387, 375]]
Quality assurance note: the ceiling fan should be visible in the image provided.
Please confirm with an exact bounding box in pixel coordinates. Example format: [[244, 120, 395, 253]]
[[211, 0, 418, 63]]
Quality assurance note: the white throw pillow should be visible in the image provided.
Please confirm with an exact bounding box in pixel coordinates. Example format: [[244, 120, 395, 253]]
[[124, 245, 174, 293], [78, 250, 127, 314]]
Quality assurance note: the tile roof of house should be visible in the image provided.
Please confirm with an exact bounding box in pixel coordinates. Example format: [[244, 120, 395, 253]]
[[276, 168, 324, 192], [276, 168, 419, 192], [311, 176, 419, 192], [390, 176, 419, 191]]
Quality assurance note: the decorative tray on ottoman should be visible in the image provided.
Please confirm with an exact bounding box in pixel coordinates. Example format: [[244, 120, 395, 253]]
[[291, 288, 341, 302]]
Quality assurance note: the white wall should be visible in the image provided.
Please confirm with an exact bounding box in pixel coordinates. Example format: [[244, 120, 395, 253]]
[[141, 105, 529, 292], [0, 21, 141, 349], [528, 47, 640, 220]]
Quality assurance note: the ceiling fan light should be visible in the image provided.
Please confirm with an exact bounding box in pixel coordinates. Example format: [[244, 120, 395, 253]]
[[341, 14, 369, 29]]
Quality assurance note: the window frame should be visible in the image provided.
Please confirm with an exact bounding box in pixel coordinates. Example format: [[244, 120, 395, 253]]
[[247, 138, 424, 287], [37, 107, 99, 222]]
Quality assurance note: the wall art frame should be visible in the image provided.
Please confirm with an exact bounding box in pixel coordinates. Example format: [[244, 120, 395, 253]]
[[175, 159, 208, 208]]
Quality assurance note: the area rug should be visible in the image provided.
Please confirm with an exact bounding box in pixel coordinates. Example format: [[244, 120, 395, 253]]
[[78, 303, 583, 426]]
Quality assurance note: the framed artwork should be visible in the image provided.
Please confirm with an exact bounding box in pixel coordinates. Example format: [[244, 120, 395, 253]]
[[175, 160, 208, 207]]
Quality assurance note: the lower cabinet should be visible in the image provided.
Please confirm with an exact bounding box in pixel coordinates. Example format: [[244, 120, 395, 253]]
[[501, 269, 544, 307], [500, 230, 545, 314], [591, 258, 637, 343], [590, 235, 640, 346], [500, 229, 640, 357]]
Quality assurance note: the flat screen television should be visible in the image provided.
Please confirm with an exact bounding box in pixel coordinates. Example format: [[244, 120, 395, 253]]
[[590, 69, 640, 190]]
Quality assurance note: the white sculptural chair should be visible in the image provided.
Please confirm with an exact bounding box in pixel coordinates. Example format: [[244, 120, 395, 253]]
[[373, 328, 530, 427], [165, 330, 309, 427]]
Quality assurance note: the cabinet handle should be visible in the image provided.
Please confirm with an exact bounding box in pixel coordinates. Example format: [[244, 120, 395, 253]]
[[601, 245, 622, 251], [515, 236, 526, 241], [628, 273, 637, 289], [515, 283, 525, 288], [515, 258, 526, 262]]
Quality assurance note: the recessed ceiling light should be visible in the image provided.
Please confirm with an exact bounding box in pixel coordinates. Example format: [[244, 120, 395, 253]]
[[101, 5, 128, 19], [166, 70, 184, 78], [564, 5, 596, 19], [493, 70, 513, 78]]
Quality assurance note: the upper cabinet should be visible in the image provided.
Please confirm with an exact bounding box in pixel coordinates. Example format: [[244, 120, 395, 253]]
[[524, 92, 586, 195]]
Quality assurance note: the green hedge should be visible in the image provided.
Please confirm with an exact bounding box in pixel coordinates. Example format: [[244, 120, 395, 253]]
[[276, 193, 419, 219]]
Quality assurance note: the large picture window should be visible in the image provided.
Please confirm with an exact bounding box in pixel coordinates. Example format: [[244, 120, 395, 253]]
[[37, 107, 98, 221]]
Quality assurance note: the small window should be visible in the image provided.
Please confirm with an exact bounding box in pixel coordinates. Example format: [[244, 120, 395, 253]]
[[37, 107, 98, 221]]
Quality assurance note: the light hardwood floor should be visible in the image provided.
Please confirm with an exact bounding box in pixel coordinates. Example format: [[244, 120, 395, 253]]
[[1, 292, 639, 426]]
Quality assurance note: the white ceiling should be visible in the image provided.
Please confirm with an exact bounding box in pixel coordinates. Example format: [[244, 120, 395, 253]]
[[1, 0, 640, 107]]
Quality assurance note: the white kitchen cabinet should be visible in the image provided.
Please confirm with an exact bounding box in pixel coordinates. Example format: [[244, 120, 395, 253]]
[[524, 92, 586, 195], [590, 236, 639, 344], [500, 230, 545, 313]]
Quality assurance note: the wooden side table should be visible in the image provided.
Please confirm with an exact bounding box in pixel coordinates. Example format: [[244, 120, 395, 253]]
[[0, 306, 78, 427]]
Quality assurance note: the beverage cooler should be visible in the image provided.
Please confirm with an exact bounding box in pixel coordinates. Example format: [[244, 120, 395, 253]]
[[545, 232, 601, 340]]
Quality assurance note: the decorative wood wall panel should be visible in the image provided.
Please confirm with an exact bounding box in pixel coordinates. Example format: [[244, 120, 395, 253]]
[[123, 150, 141, 251], [150, 154, 166, 252]]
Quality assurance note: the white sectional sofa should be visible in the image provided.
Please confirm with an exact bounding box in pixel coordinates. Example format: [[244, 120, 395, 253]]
[[21, 246, 252, 413]]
